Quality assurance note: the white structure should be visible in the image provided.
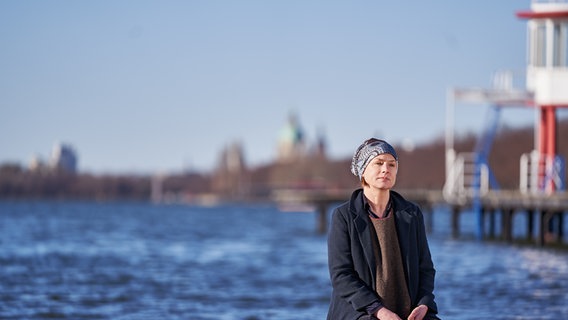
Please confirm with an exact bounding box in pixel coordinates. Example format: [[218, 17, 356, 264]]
[[517, 0, 568, 193], [28, 154, 45, 172], [519, 0, 568, 105], [443, 71, 532, 201]]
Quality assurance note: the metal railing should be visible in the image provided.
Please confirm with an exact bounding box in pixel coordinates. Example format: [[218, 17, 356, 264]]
[[443, 152, 489, 203], [520, 150, 566, 194]]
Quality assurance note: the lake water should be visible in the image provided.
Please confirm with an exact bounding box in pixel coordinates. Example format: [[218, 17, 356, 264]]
[[0, 200, 567, 319]]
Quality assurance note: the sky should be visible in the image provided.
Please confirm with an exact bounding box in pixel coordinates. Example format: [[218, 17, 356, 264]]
[[0, 1, 552, 175]]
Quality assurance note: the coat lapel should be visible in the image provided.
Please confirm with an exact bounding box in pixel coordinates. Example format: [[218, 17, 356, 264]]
[[354, 208, 376, 287], [394, 203, 414, 301], [394, 209, 411, 260]]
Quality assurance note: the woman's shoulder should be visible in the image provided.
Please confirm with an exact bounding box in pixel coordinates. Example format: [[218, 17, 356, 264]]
[[333, 189, 364, 215], [391, 190, 421, 213], [333, 199, 354, 216]]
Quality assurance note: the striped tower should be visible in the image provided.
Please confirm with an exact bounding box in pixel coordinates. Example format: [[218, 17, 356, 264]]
[[517, 0, 568, 193]]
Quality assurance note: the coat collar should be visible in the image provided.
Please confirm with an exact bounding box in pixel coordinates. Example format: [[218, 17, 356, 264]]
[[348, 188, 412, 218]]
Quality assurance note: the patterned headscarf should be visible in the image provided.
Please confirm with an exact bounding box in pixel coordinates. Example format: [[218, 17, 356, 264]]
[[350, 138, 398, 180]]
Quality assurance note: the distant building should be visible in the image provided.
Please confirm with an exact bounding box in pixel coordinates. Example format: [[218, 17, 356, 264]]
[[277, 113, 306, 162], [28, 154, 46, 172], [313, 128, 327, 159], [50, 143, 78, 173], [219, 141, 246, 173], [212, 141, 249, 199], [276, 112, 328, 163]]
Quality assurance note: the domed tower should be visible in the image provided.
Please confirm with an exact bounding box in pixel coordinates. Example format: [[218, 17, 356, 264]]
[[277, 112, 306, 162], [517, 0, 568, 193]]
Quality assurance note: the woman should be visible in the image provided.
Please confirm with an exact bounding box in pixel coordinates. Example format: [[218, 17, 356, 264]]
[[327, 138, 440, 320]]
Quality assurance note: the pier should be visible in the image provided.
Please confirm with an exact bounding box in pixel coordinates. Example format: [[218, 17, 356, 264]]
[[471, 190, 568, 246], [272, 188, 568, 247], [272, 188, 443, 234]]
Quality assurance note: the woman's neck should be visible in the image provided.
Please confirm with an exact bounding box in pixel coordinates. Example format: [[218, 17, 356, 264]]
[[363, 187, 390, 217]]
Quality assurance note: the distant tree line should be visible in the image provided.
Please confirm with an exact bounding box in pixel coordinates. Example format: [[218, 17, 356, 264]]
[[0, 165, 152, 201], [1, 120, 566, 202]]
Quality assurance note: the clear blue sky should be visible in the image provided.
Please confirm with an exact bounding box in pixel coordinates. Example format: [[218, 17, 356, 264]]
[[0, 1, 544, 174]]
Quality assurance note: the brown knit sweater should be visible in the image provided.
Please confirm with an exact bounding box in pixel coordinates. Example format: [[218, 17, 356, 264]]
[[370, 213, 412, 318]]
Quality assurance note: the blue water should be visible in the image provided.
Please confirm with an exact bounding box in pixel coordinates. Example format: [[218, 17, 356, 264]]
[[0, 201, 567, 320]]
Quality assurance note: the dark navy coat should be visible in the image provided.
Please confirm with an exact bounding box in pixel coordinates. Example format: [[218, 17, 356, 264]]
[[327, 189, 440, 320]]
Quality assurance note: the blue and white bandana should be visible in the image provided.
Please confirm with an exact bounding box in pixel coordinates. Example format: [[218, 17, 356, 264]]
[[350, 138, 398, 180]]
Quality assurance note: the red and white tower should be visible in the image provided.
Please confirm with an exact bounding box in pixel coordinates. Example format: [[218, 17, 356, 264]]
[[517, 0, 568, 193]]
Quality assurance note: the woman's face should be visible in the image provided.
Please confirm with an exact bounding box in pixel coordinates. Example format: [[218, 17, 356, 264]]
[[362, 154, 398, 190]]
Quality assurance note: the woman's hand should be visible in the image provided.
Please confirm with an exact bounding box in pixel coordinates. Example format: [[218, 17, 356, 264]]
[[375, 307, 402, 320], [407, 304, 428, 320]]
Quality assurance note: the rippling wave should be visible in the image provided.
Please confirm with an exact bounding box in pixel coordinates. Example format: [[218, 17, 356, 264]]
[[0, 201, 566, 319]]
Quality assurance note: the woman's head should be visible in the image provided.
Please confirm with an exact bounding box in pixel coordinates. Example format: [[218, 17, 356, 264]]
[[350, 138, 398, 187]]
